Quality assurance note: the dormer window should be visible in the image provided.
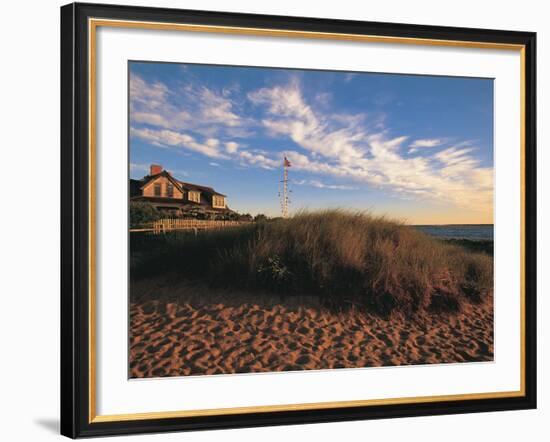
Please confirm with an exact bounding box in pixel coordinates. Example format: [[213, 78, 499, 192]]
[[167, 183, 174, 198], [154, 183, 161, 196], [188, 191, 201, 203], [212, 195, 226, 208]]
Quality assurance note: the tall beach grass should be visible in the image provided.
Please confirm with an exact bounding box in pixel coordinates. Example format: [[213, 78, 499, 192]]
[[131, 210, 492, 316]]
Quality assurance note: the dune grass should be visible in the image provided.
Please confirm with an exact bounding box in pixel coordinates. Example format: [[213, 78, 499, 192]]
[[131, 210, 492, 316]]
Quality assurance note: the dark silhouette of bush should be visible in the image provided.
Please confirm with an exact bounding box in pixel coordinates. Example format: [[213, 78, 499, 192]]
[[129, 202, 161, 228]]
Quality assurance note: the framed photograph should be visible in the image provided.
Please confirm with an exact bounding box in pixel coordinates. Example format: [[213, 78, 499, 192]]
[[60, 2, 536, 438]]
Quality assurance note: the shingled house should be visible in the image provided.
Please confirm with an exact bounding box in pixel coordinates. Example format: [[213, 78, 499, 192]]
[[130, 164, 230, 215]]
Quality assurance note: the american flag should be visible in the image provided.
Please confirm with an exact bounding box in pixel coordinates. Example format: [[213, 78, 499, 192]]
[[284, 157, 292, 167]]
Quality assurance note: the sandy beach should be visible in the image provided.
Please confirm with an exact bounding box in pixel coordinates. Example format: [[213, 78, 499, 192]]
[[129, 280, 493, 378]]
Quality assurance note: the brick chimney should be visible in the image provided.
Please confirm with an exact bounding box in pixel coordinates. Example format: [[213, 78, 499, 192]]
[[150, 164, 163, 175]]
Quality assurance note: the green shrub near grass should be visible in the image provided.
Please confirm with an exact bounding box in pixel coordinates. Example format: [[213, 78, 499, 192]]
[[131, 210, 493, 316], [129, 202, 162, 228]]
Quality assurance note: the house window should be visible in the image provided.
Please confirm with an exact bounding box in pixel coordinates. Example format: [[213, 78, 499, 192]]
[[154, 183, 161, 196], [167, 183, 174, 198], [189, 191, 200, 203], [213, 196, 225, 208]]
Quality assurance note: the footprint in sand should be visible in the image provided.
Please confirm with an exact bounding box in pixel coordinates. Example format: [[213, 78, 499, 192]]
[[372, 333, 392, 347], [399, 330, 410, 342], [415, 336, 426, 346]]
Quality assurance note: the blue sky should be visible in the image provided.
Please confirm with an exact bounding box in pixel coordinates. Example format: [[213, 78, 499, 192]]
[[129, 61, 494, 224]]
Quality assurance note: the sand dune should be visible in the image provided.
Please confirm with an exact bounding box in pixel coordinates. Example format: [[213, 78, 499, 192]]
[[129, 280, 493, 378]]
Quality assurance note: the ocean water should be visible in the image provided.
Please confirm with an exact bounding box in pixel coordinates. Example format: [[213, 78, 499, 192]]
[[413, 224, 494, 241]]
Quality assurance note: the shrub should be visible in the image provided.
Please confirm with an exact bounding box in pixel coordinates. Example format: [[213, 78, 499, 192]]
[[257, 255, 293, 291], [254, 213, 268, 222], [129, 202, 161, 228]]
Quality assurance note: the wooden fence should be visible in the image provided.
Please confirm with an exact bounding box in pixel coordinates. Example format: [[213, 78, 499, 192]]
[[130, 218, 251, 234]]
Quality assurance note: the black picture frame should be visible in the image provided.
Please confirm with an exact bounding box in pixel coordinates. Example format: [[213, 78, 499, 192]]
[[61, 2, 537, 438]]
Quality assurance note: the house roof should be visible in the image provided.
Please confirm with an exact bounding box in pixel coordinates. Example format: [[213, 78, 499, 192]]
[[135, 171, 226, 197], [177, 181, 226, 197], [131, 196, 195, 205], [139, 170, 185, 193]]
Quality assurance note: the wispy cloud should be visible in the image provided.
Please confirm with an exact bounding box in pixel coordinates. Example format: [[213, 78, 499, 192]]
[[225, 141, 239, 153], [410, 138, 443, 148], [343, 73, 358, 82], [249, 79, 367, 163], [294, 179, 357, 190], [130, 73, 252, 138], [130, 72, 492, 216], [408, 138, 444, 153], [194, 86, 242, 128], [237, 150, 280, 170], [130, 127, 229, 159], [129, 162, 150, 173]]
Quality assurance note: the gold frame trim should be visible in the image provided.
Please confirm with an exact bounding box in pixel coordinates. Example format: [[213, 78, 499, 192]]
[[88, 18, 527, 424]]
